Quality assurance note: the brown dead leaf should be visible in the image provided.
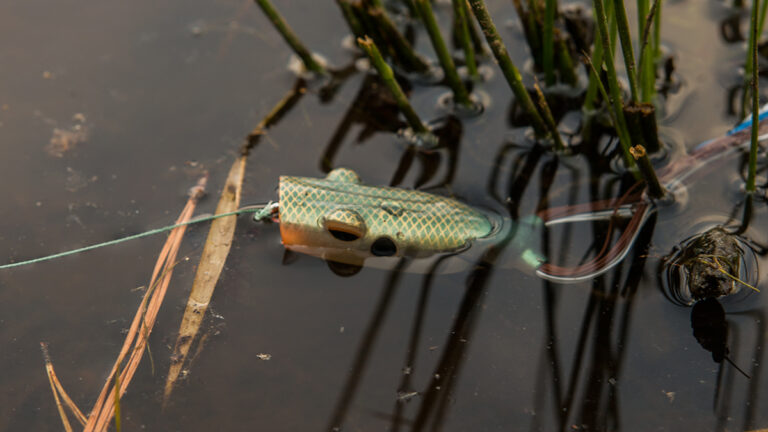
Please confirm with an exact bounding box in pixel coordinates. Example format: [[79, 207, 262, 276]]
[[163, 155, 246, 405]]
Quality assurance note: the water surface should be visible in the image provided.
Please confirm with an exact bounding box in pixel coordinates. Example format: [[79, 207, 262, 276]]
[[0, 0, 766, 431]]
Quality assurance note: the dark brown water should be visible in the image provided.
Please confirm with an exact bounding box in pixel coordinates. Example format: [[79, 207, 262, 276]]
[[0, 0, 766, 431]]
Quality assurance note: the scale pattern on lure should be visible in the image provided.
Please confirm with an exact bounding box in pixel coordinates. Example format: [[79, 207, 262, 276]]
[[278, 168, 493, 262]]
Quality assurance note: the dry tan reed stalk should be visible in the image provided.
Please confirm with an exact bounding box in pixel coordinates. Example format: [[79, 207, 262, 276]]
[[41, 343, 75, 432], [83, 177, 207, 432], [40, 342, 89, 427], [163, 156, 245, 405]]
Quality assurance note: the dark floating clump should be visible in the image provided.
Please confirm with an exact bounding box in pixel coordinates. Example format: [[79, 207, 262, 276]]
[[662, 226, 757, 304]]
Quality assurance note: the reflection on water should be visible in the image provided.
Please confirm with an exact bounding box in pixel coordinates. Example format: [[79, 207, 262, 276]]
[[0, 0, 768, 431]]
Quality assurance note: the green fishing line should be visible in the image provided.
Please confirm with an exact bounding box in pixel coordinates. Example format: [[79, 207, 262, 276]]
[[0, 206, 273, 270]]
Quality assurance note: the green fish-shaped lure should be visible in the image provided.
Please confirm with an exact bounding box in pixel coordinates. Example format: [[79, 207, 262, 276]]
[[276, 168, 500, 269]]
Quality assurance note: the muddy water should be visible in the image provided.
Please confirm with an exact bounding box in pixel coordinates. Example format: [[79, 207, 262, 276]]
[[0, 0, 766, 431]]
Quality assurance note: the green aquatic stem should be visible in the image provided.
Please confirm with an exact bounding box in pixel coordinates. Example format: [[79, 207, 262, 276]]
[[582, 38, 604, 111], [511, 0, 542, 67], [583, 51, 629, 152], [583, 0, 615, 111], [592, 0, 640, 176], [638, 0, 661, 103], [357, 36, 430, 135], [637, 0, 660, 75], [543, 0, 556, 85], [414, 0, 472, 107], [653, 0, 662, 59], [533, 82, 567, 151], [637, 0, 649, 32], [747, 0, 761, 193], [631, 145, 665, 199], [612, 0, 640, 102], [465, 1, 488, 56], [367, 4, 431, 73], [467, 0, 549, 137], [453, 0, 479, 79], [743, 0, 768, 118], [254, 0, 326, 75], [556, 32, 578, 86]]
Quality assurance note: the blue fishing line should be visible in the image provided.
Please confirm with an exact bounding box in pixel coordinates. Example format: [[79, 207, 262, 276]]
[[727, 103, 768, 135], [0, 206, 270, 270]]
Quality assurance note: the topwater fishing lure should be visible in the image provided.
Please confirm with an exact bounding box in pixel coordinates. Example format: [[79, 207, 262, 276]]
[[1, 110, 766, 280], [275, 168, 493, 264]]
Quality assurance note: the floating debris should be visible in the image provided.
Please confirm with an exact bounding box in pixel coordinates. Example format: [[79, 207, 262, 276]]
[[46, 114, 89, 157], [64, 167, 97, 192], [256, 353, 272, 361], [662, 390, 675, 403], [667, 227, 755, 301], [397, 391, 419, 402]]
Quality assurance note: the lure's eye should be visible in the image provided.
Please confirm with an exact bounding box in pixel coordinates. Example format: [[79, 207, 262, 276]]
[[323, 209, 366, 242], [328, 229, 360, 242], [371, 237, 397, 257]]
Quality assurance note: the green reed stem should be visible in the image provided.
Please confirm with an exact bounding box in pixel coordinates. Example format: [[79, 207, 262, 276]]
[[368, 5, 431, 73], [255, 0, 326, 75], [637, 0, 660, 75], [556, 33, 578, 86], [588, 54, 663, 195], [543, 0, 557, 85], [468, 0, 549, 137], [583, 52, 612, 111], [533, 82, 566, 150], [512, 0, 542, 67], [414, 0, 473, 107], [638, 0, 660, 103], [632, 145, 665, 198], [453, 0, 479, 79], [583, 0, 615, 111], [653, 0, 662, 58], [357, 36, 429, 134], [612, 0, 640, 102], [465, 1, 488, 55], [747, 0, 761, 193], [638, 0, 649, 27], [592, 0, 640, 175], [743, 0, 768, 118]]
